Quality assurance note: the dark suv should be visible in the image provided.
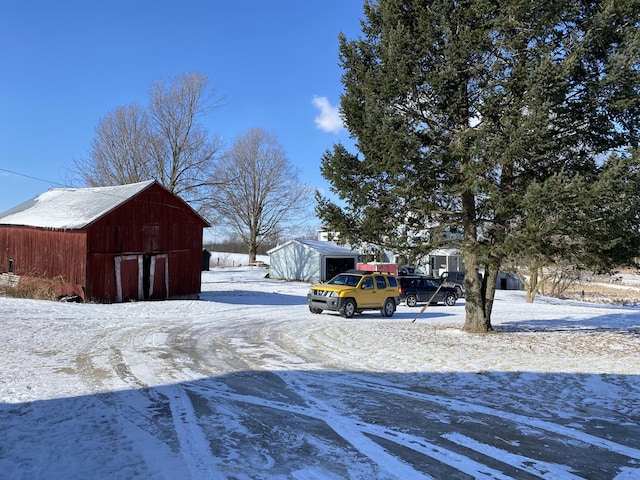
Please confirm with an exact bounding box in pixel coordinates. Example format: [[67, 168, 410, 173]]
[[398, 276, 458, 307], [439, 271, 465, 298]]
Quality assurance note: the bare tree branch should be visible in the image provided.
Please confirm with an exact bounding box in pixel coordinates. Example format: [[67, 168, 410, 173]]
[[73, 71, 225, 212], [208, 128, 312, 263]]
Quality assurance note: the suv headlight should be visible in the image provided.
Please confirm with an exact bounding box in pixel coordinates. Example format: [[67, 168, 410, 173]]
[[329, 291, 338, 297]]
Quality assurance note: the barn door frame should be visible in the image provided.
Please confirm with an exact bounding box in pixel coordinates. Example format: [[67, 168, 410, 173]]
[[145, 253, 168, 300], [115, 254, 169, 302], [114, 255, 143, 303]]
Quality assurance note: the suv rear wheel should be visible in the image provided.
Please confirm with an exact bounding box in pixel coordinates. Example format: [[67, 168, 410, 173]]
[[445, 292, 457, 306], [340, 298, 357, 318], [405, 293, 418, 307], [381, 298, 396, 317]]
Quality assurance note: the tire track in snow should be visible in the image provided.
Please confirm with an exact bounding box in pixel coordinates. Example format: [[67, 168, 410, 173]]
[[158, 384, 223, 480], [339, 374, 640, 461], [208, 369, 636, 479], [354, 423, 518, 480], [273, 370, 435, 480], [115, 327, 229, 479], [188, 380, 435, 479], [441, 432, 583, 479], [192, 316, 598, 477], [132, 313, 640, 477], [191, 371, 518, 479], [79, 325, 226, 478]]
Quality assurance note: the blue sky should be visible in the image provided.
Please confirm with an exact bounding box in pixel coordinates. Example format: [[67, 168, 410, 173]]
[[0, 1, 364, 215]]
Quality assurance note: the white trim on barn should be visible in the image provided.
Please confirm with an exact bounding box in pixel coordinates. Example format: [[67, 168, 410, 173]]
[[267, 239, 361, 282], [114, 253, 170, 302]]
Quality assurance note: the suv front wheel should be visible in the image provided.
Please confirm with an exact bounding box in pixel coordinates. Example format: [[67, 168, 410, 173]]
[[340, 298, 357, 318]]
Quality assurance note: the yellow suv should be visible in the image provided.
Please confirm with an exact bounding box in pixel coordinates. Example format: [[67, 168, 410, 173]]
[[307, 270, 400, 318]]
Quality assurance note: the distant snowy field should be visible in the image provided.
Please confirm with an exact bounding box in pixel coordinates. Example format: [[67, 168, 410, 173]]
[[1, 257, 640, 479], [206, 251, 269, 268]]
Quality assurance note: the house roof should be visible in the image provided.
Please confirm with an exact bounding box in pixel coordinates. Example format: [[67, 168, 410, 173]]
[[0, 180, 156, 229], [268, 239, 360, 256], [430, 248, 461, 256]]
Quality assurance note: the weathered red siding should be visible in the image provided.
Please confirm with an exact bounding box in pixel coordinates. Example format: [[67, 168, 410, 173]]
[[0, 227, 87, 290], [84, 184, 206, 301], [1, 182, 207, 303]]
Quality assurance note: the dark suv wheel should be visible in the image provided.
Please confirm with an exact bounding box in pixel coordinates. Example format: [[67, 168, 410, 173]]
[[444, 292, 457, 306], [405, 293, 418, 307]]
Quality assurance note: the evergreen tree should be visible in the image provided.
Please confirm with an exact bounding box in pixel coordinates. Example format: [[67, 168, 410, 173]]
[[316, 0, 640, 332], [504, 149, 640, 302]]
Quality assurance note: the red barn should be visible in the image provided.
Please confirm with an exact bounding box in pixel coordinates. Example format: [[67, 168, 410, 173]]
[[0, 180, 209, 302]]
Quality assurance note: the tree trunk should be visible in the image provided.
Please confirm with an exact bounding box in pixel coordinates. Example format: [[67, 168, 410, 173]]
[[463, 261, 494, 333], [483, 262, 499, 321], [248, 226, 257, 264], [525, 269, 538, 303], [461, 191, 494, 333]]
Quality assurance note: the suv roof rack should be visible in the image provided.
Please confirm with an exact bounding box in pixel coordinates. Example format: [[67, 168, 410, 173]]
[[345, 269, 394, 275]]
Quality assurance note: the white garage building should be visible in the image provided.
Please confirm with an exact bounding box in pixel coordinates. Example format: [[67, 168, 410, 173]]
[[267, 239, 361, 282]]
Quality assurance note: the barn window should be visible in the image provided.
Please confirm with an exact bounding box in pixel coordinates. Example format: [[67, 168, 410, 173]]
[[143, 225, 160, 252], [8, 259, 14, 273]]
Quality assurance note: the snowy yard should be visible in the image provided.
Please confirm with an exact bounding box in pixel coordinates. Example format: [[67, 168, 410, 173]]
[[1, 264, 640, 479]]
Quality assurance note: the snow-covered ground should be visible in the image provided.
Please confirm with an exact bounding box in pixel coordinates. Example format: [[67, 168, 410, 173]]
[[1, 261, 640, 479]]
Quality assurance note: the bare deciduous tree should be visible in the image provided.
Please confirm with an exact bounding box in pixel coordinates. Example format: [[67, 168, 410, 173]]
[[79, 104, 152, 186], [208, 128, 311, 263], [74, 71, 224, 210]]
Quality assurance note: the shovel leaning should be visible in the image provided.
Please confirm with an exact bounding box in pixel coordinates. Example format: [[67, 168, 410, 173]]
[[411, 282, 445, 323]]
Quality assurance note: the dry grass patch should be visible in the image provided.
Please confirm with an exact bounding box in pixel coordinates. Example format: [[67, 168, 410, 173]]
[[0, 274, 82, 302], [560, 282, 640, 306], [1, 277, 58, 301]]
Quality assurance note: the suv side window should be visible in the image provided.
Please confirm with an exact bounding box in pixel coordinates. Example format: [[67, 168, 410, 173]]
[[375, 276, 387, 289], [362, 277, 373, 289], [387, 276, 398, 287]]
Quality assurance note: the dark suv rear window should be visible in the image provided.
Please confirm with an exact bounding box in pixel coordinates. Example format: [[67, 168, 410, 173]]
[[400, 277, 437, 288], [400, 277, 417, 288]]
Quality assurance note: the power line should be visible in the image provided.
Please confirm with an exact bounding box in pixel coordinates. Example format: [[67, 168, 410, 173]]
[[0, 167, 205, 217], [0, 167, 70, 188], [0, 170, 188, 211]]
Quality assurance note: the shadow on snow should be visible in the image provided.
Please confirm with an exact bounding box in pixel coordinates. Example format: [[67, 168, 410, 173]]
[[2, 368, 639, 479]]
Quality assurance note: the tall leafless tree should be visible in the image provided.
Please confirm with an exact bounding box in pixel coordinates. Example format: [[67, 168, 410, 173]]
[[208, 128, 311, 263], [74, 71, 224, 210], [78, 104, 152, 186]]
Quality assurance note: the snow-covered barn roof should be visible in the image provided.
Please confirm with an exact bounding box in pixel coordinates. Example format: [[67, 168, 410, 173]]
[[268, 239, 360, 256], [0, 180, 155, 229]]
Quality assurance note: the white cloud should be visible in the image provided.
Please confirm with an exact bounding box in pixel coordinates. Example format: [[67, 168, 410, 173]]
[[312, 96, 344, 133]]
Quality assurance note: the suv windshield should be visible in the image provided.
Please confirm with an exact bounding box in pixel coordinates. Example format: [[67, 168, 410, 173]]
[[327, 274, 361, 287]]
